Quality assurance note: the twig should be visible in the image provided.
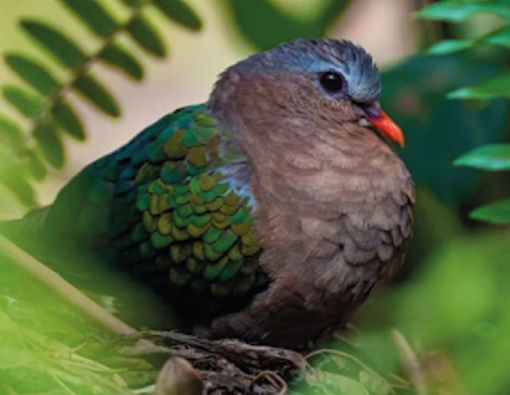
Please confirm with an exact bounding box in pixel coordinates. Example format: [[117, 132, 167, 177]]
[[0, 235, 137, 336], [252, 370, 288, 395], [49, 371, 79, 395], [118, 330, 306, 395], [391, 329, 428, 395], [135, 330, 307, 372]]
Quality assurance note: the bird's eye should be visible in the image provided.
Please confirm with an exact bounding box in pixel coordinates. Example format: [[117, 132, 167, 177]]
[[319, 72, 344, 93]]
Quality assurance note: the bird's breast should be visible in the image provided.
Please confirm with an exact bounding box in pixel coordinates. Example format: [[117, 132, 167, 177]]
[[252, 143, 414, 289]]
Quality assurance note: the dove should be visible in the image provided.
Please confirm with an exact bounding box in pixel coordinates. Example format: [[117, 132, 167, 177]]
[[2, 38, 414, 348]]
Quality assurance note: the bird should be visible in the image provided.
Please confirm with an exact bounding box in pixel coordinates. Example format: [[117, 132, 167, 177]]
[[2, 38, 414, 348]]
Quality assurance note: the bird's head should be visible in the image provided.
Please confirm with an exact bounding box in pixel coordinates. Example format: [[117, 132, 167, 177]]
[[209, 38, 404, 149]]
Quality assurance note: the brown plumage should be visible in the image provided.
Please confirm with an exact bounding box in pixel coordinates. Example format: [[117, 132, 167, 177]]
[[208, 38, 414, 346]]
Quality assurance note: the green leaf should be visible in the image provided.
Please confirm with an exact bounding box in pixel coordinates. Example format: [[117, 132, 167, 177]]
[[380, 53, 507, 207], [482, 26, 510, 49], [20, 20, 87, 68], [5, 54, 60, 95], [73, 75, 120, 117], [448, 73, 510, 100], [154, 0, 202, 30], [99, 44, 144, 80], [454, 144, 510, 171], [221, 0, 352, 50], [0, 165, 36, 206], [428, 27, 510, 55], [427, 39, 473, 55], [222, 0, 315, 50], [2, 85, 43, 118], [58, 0, 118, 37], [415, 0, 510, 22], [127, 16, 166, 57], [25, 150, 48, 180], [470, 198, 510, 224], [52, 101, 85, 140], [0, 114, 25, 149], [0, 347, 36, 370], [33, 121, 65, 168]]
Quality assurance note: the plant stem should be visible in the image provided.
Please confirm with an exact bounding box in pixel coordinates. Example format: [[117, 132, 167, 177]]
[[0, 234, 137, 336]]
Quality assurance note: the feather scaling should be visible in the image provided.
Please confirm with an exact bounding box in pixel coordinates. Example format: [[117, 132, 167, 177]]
[[21, 105, 268, 321]]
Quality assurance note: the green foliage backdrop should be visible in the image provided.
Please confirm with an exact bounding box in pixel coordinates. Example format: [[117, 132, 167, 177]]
[[1, 0, 510, 394], [417, 0, 510, 225], [0, 0, 201, 207]]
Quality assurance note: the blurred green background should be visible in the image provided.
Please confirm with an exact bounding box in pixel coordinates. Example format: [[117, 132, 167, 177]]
[[0, 0, 510, 394]]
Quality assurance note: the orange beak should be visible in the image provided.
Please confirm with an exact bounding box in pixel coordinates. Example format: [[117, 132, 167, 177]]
[[363, 106, 405, 147]]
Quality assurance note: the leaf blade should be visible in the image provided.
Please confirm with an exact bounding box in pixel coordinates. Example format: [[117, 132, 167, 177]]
[[25, 150, 48, 180], [448, 73, 510, 100], [73, 75, 120, 117], [2, 85, 43, 118], [57, 0, 118, 37], [427, 39, 473, 55], [33, 121, 65, 168], [0, 114, 25, 149], [127, 16, 166, 58], [415, 0, 510, 22], [470, 198, 510, 224], [482, 26, 510, 49], [52, 101, 85, 140], [454, 144, 510, 171], [20, 19, 87, 69], [0, 164, 37, 207], [154, 0, 202, 30], [5, 54, 60, 96], [99, 44, 144, 80]]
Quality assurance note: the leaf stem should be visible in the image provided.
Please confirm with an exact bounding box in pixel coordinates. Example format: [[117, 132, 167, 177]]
[[0, 235, 137, 336]]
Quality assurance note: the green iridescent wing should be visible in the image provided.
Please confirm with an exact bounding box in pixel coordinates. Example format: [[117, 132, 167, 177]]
[[46, 105, 267, 319]]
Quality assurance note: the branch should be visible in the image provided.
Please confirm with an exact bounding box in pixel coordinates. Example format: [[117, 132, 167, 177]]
[[0, 234, 136, 336], [119, 330, 307, 395]]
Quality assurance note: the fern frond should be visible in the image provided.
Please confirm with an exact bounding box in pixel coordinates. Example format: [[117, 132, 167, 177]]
[[0, 0, 202, 207]]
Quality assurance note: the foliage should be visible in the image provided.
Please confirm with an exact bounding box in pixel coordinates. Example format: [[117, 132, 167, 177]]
[[454, 144, 510, 223], [380, 54, 507, 208], [417, 0, 510, 225], [0, 249, 157, 395], [219, 0, 352, 50], [1, 0, 510, 394], [353, 3, 510, 395], [359, 233, 510, 395], [0, 0, 201, 207]]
